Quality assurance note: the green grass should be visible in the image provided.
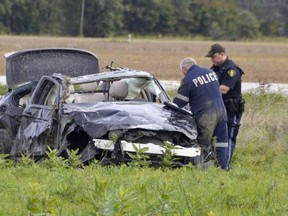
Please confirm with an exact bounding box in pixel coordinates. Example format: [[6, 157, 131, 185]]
[[0, 87, 288, 215], [0, 84, 8, 95], [0, 158, 288, 215]]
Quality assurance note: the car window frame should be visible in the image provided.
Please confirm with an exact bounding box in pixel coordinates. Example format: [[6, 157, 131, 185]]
[[30, 76, 61, 107]]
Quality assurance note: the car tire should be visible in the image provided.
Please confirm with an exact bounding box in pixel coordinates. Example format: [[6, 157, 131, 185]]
[[0, 129, 12, 154]]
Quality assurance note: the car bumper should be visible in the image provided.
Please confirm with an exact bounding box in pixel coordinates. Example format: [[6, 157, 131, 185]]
[[93, 139, 201, 158]]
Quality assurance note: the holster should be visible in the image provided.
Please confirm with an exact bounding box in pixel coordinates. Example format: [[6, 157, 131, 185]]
[[224, 97, 245, 114], [224, 98, 238, 113], [238, 97, 245, 113]]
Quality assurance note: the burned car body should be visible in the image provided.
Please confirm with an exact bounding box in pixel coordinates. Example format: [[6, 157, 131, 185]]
[[1, 48, 201, 166]]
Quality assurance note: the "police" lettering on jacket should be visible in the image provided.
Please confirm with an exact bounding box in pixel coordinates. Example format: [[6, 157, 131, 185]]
[[192, 72, 218, 87]]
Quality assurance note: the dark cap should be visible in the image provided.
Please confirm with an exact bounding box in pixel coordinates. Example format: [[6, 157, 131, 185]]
[[205, 43, 225, 57]]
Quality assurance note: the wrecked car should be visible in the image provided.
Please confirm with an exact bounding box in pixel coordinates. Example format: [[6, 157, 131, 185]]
[[0, 48, 202, 166]]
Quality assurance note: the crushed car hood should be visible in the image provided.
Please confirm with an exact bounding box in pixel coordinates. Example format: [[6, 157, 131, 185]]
[[5, 48, 100, 89], [63, 102, 197, 140]]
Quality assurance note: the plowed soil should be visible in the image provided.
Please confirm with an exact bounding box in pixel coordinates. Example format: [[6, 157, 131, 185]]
[[0, 36, 287, 83]]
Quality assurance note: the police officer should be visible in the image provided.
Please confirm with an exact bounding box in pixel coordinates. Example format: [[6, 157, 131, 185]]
[[173, 57, 229, 170], [205, 43, 245, 169]]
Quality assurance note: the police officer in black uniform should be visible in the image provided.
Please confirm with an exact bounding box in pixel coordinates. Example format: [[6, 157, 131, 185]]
[[173, 57, 229, 170], [205, 43, 245, 169]]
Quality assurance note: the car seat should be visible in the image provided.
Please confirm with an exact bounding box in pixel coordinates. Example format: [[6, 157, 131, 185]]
[[109, 80, 129, 100]]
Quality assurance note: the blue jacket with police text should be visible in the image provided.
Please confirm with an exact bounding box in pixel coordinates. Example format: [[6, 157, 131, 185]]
[[173, 65, 225, 115]]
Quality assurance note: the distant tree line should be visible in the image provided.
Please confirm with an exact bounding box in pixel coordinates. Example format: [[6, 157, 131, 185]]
[[0, 0, 287, 40]]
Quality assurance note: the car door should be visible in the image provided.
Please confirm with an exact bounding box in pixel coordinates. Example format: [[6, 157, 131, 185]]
[[12, 76, 62, 159]]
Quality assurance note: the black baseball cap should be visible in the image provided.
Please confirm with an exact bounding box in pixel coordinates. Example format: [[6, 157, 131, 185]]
[[205, 43, 225, 57]]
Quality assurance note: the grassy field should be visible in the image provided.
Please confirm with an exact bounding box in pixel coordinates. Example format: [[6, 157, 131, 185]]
[[0, 35, 288, 83], [0, 93, 287, 216], [0, 92, 287, 215], [0, 36, 288, 215]]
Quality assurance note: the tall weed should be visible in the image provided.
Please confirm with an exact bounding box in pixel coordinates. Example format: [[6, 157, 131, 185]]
[[237, 93, 288, 164]]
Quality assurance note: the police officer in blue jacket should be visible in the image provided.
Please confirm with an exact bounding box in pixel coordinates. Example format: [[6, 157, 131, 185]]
[[205, 43, 245, 169], [173, 57, 229, 170]]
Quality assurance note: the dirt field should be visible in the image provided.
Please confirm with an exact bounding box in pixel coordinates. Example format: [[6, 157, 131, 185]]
[[0, 35, 287, 83]]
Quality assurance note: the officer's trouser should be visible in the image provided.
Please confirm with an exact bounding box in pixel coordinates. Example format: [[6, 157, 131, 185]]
[[213, 121, 229, 170], [195, 111, 229, 170], [226, 109, 243, 168]]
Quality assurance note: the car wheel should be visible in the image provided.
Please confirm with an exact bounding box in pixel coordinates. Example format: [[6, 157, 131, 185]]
[[0, 129, 12, 154]]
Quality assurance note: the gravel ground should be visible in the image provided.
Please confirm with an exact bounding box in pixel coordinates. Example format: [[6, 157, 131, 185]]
[[160, 80, 288, 95], [1, 76, 287, 95]]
